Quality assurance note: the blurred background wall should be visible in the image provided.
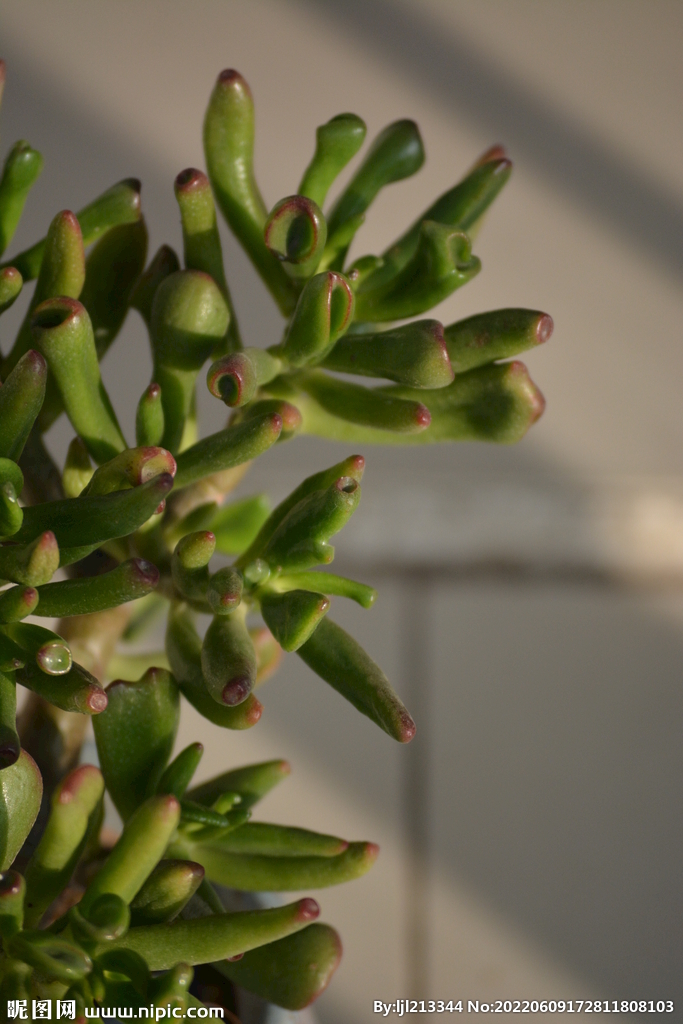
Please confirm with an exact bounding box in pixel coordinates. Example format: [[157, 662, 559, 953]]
[[1, 2, 682, 1020]]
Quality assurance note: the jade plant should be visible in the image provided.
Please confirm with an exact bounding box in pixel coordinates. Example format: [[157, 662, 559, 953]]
[[0, 60, 551, 1019]]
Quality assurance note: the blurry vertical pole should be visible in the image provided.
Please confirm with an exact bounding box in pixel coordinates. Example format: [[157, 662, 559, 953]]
[[401, 568, 433, 1000]]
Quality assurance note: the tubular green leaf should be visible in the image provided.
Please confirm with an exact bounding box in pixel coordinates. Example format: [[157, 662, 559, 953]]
[[129, 859, 205, 926], [79, 218, 149, 360], [175, 167, 240, 351], [23, 764, 104, 927], [171, 530, 216, 603], [444, 308, 553, 373], [104, 898, 320, 969], [218, 923, 341, 1010], [187, 760, 290, 811], [205, 821, 347, 858], [7, 178, 142, 282], [130, 245, 180, 327], [325, 119, 424, 266], [278, 271, 354, 367], [204, 69, 298, 315], [17, 659, 107, 716], [384, 360, 547, 443], [34, 558, 159, 618], [322, 319, 454, 388], [150, 270, 230, 453], [264, 195, 327, 281], [0, 530, 59, 586], [239, 454, 365, 565], [297, 617, 415, 742], [0, 350, 47, 461], [260, 590, 330, 652], [166, 604, 262, 730], [382, 155, 511, 276], [157, 743, 204, 800], [31, 297, 126, 463], [0, 141, 43, 258], [5, 209, 85, 374], [0, 266, 23, 315], [136, 383, 165, 447], [80, 794, 181, 914], [210, 494, 271, 556], [192, 841, 378, 891], [93, 669, 180, 821], [15, 472, 174, 547], [353, 222, 480, 322], [0, 585, 39, 624], [174, 412, 282, 490], [299, 112, 367, 208], [3, 621, 72, 675], [295, 371, 430, 435], [201, 609, 257, 706]]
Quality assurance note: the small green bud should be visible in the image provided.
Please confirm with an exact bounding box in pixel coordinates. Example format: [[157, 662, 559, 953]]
[[207, 347, 281, 407], [172, 531, 216, 603], [3, 621, 72, 675], [0, 530, 59, 586], [202, 609, 257, 706], [0, 266, 23, 314], [0, 585, 39, 624], [279, 271, 354, 367], [130, 859, 205, 926], [136, 383, 165, 447], [166, 605, 262, 731], [264, 195, 327, 280], [62, 436, 94, 498], [274, 570, 376, 608], [157, 743, 204, 800], [207, 566, 243, 615]]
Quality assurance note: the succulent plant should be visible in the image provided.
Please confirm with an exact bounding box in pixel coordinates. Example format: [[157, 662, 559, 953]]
[[0, 59, 550, 1019]]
